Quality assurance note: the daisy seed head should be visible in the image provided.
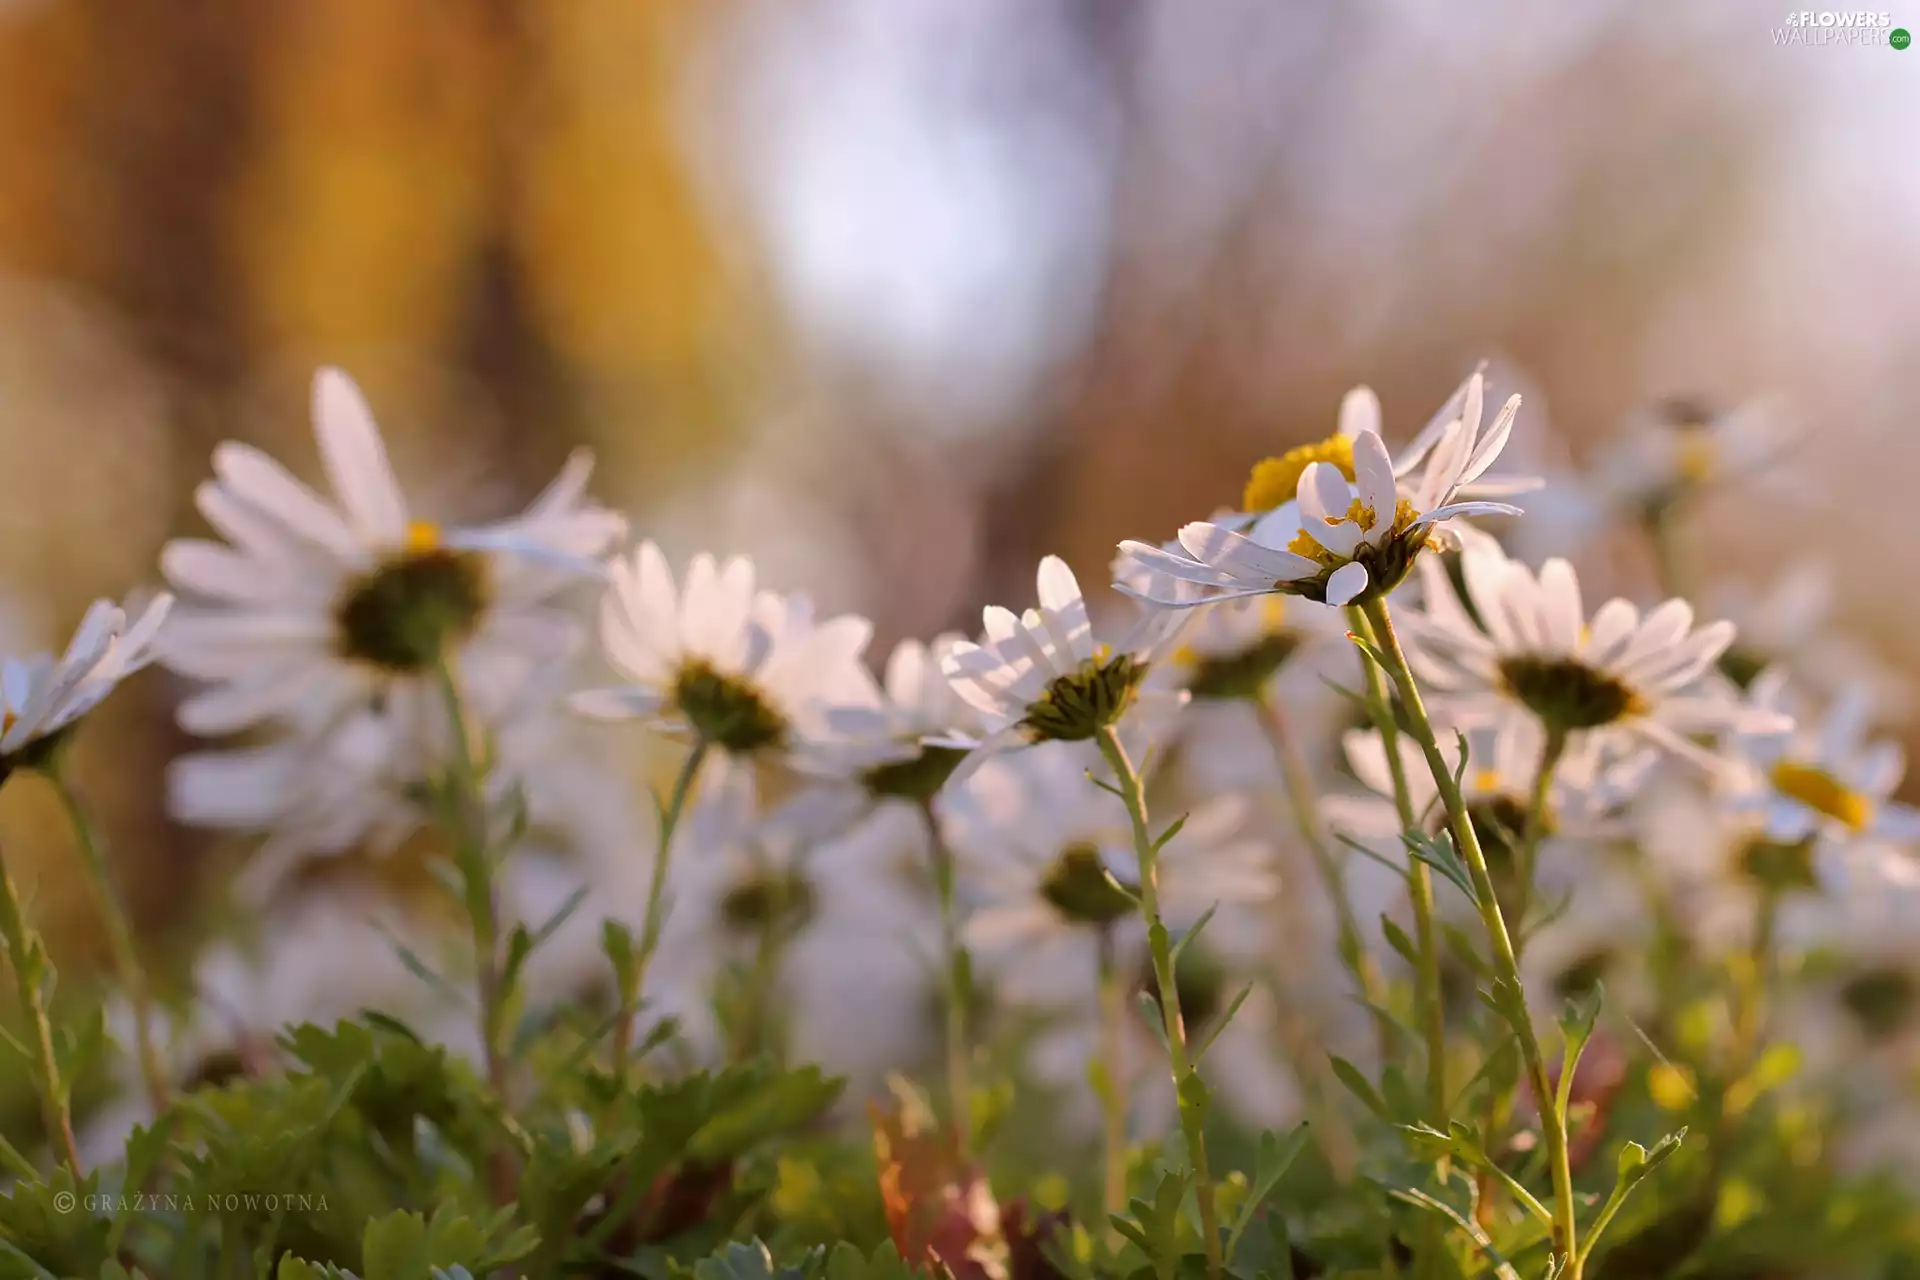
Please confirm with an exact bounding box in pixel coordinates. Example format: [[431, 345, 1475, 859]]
[[332, 543, 492, 673], [1038, 843, 1137, 927], [719, 866, 817, 937], [1181, 631, 1301, 701], [1139, 945, 1227, 1033], [1734, 833, 1820, 895], [673, 657, 788, 754], [1497, 654, 1644, 734], [1020, 651, 1147, 744], [860, 744, 971, 803], [1839, 966, 1918, 1042]]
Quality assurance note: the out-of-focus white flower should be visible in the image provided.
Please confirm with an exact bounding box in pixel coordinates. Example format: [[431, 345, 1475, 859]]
[[1726, 669, 1920, 852], [160, 369, 622, 745], [939, 556, 1187, 779], [172, 679, 637, 902], [0, 591, 170, 768], [1028, 954, 1301, 1139], [943, 742, 1276, 1010], [1707, 561, 1913, 721], [1405, 538, 1784, 770], [1117, 373, 1527, 609], [1597, 396, 1793, 514], [814, 633, 983, 804], [570, 542, 877, 776]]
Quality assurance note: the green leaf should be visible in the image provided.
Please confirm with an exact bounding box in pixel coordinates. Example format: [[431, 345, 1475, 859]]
[[1171, 906, 1217, 966], [1387, 1185, 1523, 1280], [688, 1238, 815, 1280], [1401, 829, 1476, 902], [1151, 814, 1191, 854], [1191, 983, 1255, 1063], [1327, 1056, 1391, 1122], [1225, 1124, 1310, 1260], [1379, 915, 1421, 971]]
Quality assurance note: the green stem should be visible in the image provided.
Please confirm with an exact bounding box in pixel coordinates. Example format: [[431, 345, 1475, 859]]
[[608, 740, 708, 1088], [48, 771, 170, 1116], [1097, 926, 1129, 1234], [1254, 692, 1398, 1061], [1346, 607, 1449, 1127], [1096, 725, 1224, 1280], [1359, 597, 1581, 1276], [1509, 729, 1568, 955], [431, 659, 516, 1206], [918, 798, 973, 1157], [0, 843, 83, 1176]]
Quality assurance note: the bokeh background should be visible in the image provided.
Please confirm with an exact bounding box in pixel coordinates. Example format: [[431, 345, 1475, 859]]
[[2, 0, 1918, 978]]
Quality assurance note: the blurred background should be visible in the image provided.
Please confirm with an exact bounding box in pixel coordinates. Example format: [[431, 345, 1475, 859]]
[[2, 0, 1918, 974]]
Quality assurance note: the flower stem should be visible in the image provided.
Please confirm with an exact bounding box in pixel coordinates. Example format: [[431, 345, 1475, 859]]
[[918, 797, 973, 1157], [608, 739, 708, 1086], [1097, 925, 1130, 1232], [0, 843, 83, 1176], [431, 659, 515, 1205], [1360, 597, 1581, 1275], [1254, 691, 1397, 1061], [1096, 725, 1224, 1280], [48, 771, 169, 1116], [1509, 728, 1568, 956], [1346, 606, 1448, 1127]]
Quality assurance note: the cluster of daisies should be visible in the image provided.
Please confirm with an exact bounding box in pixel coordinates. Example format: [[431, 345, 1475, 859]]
[[15, 363, 1920, 1187]]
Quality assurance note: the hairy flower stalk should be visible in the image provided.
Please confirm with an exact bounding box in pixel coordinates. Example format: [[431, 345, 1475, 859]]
[[1096, 924, 1130, 1231], [916, 797, 975, 1156], [1254, 692, 1397, 1061], [431, 659, 515, 1203], [1359, 598, 1582, 1275], [49, 769, 170, 1115], [1510, 728, 1568, 951], [608, 740, 708, 1088], [0, 843, 83, 1176], [1346, 607, 1448, 1127], [1096, 724, 1225, 1280]]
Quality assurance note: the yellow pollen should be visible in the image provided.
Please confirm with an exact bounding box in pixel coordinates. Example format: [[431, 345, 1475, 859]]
[[1241, 434, 1356, 514], [1770, 760, 1873, 833], [404, 520, 443, 554], [1285, 497, 1421, 565], [1259, 596, 1288, 630], [1674, 428, 1716, 483]]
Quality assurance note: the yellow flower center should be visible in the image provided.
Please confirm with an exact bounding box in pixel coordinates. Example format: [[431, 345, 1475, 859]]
[[1769, 761, 1873, 832], [405, 519, 443, 553], [1286, 497, 1419, 565], [1471, 767, 1501, 794], [1674, 428, 1716, 483], [1241, 434, 1356, 514]]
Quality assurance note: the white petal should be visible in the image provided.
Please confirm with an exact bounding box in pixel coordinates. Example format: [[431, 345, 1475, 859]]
[[1324, 561, 1370, 607], [1338, 385, 1381, 440], [312, 368, 409, 546]]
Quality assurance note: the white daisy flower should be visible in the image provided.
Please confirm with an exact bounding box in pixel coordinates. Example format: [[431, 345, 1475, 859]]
[[634, 771, 934, 1087], [1706, 561, 1912, 719], [1402, 538, 1784, 770], [1598, 395, 1793, 515], [944, 742, 1277, 1010], [939, 556, 1187, 779], [1326, 712, 1653, 859], [1726, 669, 1920, 852], [172, 675, 635, 901], [1776, 860, 1920, 1075], [814, 632, 985, 805], [1028, 952, 1302, 1138], [0, 590, 171, 771], [568, 541, 877, 773], [159, 367, 624, 740], [1116, 373, 1527, 610]]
